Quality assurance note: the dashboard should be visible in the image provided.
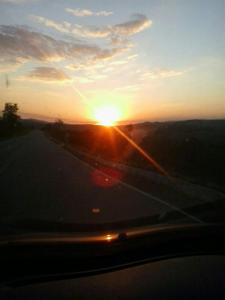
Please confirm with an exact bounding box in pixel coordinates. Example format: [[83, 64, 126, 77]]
[[1, 224, 225, 299], [1, 255, 225, 300]]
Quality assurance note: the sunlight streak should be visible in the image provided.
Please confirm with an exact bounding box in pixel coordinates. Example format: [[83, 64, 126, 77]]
[[114, 126, 170, 177]]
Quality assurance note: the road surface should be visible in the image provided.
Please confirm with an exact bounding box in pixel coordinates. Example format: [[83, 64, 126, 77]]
[[0, 130, 197, 226]]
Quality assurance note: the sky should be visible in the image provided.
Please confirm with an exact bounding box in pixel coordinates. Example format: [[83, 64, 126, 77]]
[[0, 0, 224, 123]]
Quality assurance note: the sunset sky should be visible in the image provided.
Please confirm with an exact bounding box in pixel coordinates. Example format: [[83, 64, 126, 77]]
[[0, 0, 224, 124]]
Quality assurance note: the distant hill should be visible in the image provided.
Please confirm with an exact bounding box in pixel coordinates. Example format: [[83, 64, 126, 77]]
[[45, 118, 225, 192]]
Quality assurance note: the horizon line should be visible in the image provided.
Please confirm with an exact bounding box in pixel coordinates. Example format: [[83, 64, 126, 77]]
[[19, 112, 225, 125]]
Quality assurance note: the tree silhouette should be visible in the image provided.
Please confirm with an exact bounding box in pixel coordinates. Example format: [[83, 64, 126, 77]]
[[2, 103, 20, 128], [54, 119, 64, 130]]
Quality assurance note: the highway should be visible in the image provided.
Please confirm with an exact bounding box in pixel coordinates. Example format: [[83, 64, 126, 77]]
[[0, 130, 199, 226]]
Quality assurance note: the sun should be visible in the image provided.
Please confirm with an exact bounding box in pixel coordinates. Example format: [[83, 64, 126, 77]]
[[94, 105, 121, 126]]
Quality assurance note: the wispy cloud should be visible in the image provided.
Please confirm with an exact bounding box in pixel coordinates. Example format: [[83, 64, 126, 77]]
[[142, 69, 185, 79], [114, 84, 142, 92], [0, 25, 127, 72], [30, 16, 71, 34], [72, 72, 109, 84], [113, 14, 152, 36], [127, 54, 138, 60], [66, 8, 113, 17], [66, 46, 129, 72], [31, 14, 152, 39], [0, 57, 26, 72], [27, 66, 70, 82]]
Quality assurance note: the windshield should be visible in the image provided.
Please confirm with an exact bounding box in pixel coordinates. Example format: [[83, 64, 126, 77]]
[[0, 0, 225, 237]]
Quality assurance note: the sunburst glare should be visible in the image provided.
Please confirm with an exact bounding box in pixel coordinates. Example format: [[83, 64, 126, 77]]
[[93, 105, 121, 126]]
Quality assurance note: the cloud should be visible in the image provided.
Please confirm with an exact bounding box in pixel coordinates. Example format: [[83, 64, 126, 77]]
[[114, 14, 152, 36], [0, 25, 69, 62], [0, 57, 26, 72], [27, 66, 70, 81], [31, 14, 152, 39], [114, 84, 141, 92], [110, 60, 128, 65], [0, 25, 127, 71], [127, 54, 138, 60], [66, 46, 128, 72], [66, 8, 113, 17], [30, 15, 71, 34], [142, 69, 185, 79], [82, 13, 152, 38], [72, 72, 109, 84], [157, 70, 184, 78]]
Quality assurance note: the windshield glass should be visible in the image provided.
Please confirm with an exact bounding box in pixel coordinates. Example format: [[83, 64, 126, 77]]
[[0, 0, 225, 236]]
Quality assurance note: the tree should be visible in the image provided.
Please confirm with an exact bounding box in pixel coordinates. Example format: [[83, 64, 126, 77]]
[[54, 118, 64, 130], [2, 103, 20, 128]]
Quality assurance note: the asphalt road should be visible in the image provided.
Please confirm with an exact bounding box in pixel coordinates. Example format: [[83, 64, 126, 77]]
[[0, 130, 198, 225]]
